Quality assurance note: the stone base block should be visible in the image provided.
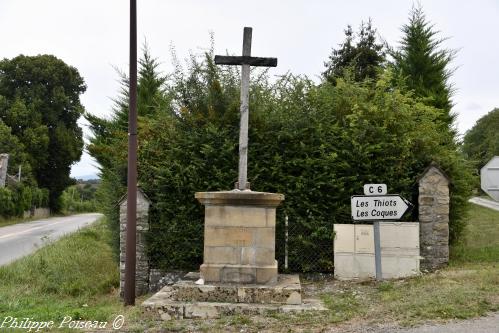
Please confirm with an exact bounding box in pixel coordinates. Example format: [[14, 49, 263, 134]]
[[142, 273, 326, 320], [173, 273, 301, 305], [201, 262, 277, 284]]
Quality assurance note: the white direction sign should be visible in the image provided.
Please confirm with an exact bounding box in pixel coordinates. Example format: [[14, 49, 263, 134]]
[[481, 156, 499, 202], [351, 195, 410, 221], [363, 184, 387, 196]]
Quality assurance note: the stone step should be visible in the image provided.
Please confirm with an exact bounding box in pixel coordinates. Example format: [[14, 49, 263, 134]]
[[172, 273, 302, 305], [142, 287, 326, 320]]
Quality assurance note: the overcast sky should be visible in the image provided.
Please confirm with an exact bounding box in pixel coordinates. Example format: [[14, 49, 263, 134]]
[[1, 0, 498, 178]]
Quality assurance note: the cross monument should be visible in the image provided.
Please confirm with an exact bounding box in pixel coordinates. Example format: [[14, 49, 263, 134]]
[[215, 27, 277, 190]]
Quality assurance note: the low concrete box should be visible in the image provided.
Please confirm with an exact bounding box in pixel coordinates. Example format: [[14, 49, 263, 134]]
[[333, 223, 420, 280], [196, 191, 284, 285]]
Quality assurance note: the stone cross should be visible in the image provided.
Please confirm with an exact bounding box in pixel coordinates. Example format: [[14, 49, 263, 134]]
[[214, 27, 277, 190]]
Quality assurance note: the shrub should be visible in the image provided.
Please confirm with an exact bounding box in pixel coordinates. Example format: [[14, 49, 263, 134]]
[[88, 50, 473, 272]]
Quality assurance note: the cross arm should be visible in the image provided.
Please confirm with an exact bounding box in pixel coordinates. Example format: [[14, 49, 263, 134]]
[[214, 55, 277, 67]]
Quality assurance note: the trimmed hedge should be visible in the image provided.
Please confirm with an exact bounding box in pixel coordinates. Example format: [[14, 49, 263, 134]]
[[89, 52, 473, 272]]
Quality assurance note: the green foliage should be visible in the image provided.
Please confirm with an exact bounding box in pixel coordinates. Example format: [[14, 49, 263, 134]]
[[0, 55, 86, 211], [0, 219, 120, 322], [462, 108, 499, 170], [323, 19, 386, 84], [391, 6, 456, 128], [88, 43, 472, 272], [60, 184, 98, 214], [0, 185, 48, 217], [86, 46, 171, 258]]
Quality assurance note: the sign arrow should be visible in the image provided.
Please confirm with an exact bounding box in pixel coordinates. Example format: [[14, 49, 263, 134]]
[[351, 195, 411, 221]]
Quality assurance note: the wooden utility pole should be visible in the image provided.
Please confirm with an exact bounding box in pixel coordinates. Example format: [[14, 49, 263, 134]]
[[124, 0, 138, 306], [214, 27, 277, 190]]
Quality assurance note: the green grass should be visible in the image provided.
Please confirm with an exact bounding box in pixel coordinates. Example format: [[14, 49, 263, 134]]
[[450, 204, 499, 263], [0, 219, 136, 332], [0, 203, 497, 332], [0, 215, 34, 228]]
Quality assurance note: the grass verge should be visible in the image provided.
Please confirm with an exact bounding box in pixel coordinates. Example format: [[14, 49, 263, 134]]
[[0, 216, 35, 228], [0, 203, 497, 332], [134, 202, 499, 332], [0, 218, 143, 332]]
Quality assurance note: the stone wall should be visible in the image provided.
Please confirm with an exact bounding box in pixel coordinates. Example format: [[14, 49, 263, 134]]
[[418, 164, 450, 271], [149, 269, 187, 293], [119, 188, 151, 297], [23, 207, 50, 219], [0, 154, 8, 188]]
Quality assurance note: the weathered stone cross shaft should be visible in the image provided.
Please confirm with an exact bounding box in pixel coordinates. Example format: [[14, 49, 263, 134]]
[[214, 27, 277, 190]]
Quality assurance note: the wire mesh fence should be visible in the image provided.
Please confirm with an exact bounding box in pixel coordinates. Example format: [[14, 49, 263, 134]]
[[276, 214, 334, 273]]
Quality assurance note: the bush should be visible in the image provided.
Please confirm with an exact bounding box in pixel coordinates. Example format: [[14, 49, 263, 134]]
[[0, 185, 49, 218], [88, 50, 473, 272], [60, 185, 98, 214]]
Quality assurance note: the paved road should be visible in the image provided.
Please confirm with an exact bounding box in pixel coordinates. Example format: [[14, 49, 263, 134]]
[[469, 196, 499, 211], [0, 213, 102, 266]]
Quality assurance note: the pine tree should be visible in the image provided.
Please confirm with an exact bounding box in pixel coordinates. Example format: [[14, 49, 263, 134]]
[[392, 6, 456, 127], [323, 19, 386, 84]]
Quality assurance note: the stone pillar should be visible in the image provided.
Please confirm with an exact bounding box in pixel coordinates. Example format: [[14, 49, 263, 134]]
[[418, 164, 450, 271], [196, 191, 284, 285], [119, 188, 151, 297], [0, 154, 9, 188]]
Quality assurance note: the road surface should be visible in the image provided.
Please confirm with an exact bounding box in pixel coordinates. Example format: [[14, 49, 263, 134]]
[[0, 213, 102, 266], [469, 196, 499, 211]]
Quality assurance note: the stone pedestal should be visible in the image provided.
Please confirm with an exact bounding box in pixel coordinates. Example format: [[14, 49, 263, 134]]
[[195, 191, 284, 284]]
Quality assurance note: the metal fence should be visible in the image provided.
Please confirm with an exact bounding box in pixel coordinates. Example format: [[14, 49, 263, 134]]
[[276, 214, 334, 273]]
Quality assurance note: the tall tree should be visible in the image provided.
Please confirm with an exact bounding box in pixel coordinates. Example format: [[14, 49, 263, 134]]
[[0, 55, 86, 210], [323, 19, 386, 84], [392, 6, 456, 127], [86, 48, 171, 254], [462, 108, 499, 170]]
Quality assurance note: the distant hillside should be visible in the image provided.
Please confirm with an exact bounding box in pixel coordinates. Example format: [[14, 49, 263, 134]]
[[75, 174, 100, 181]]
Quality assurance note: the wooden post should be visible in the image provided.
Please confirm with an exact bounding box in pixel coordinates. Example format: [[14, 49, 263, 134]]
[[124, 0, 138, 306]]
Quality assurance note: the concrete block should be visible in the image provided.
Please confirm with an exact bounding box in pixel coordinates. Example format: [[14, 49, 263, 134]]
[[265, 208, 276, 227], [204, 227, 252, 247], [204, 246, 240, 265], [333, 224, 355, 253], [355, 254, 376, 278], [241, 247, 275, 266], [253, 227, 275, 248], [198, 191, 283, 285], [200, 264, 220, 282], [256, 263, 278, 284], [334, 253, 356, 280], [205, 205, 268, 228], [380, 222, 419, 249], [355, 225, 374, 254], [222, 266, 256, 284], [381, 255, 419, 279]]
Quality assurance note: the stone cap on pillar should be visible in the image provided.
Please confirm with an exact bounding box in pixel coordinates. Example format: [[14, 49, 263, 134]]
[[417, 162, 451, 185], [195, 190, 284, 207], [118, 187, 151, 208]]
